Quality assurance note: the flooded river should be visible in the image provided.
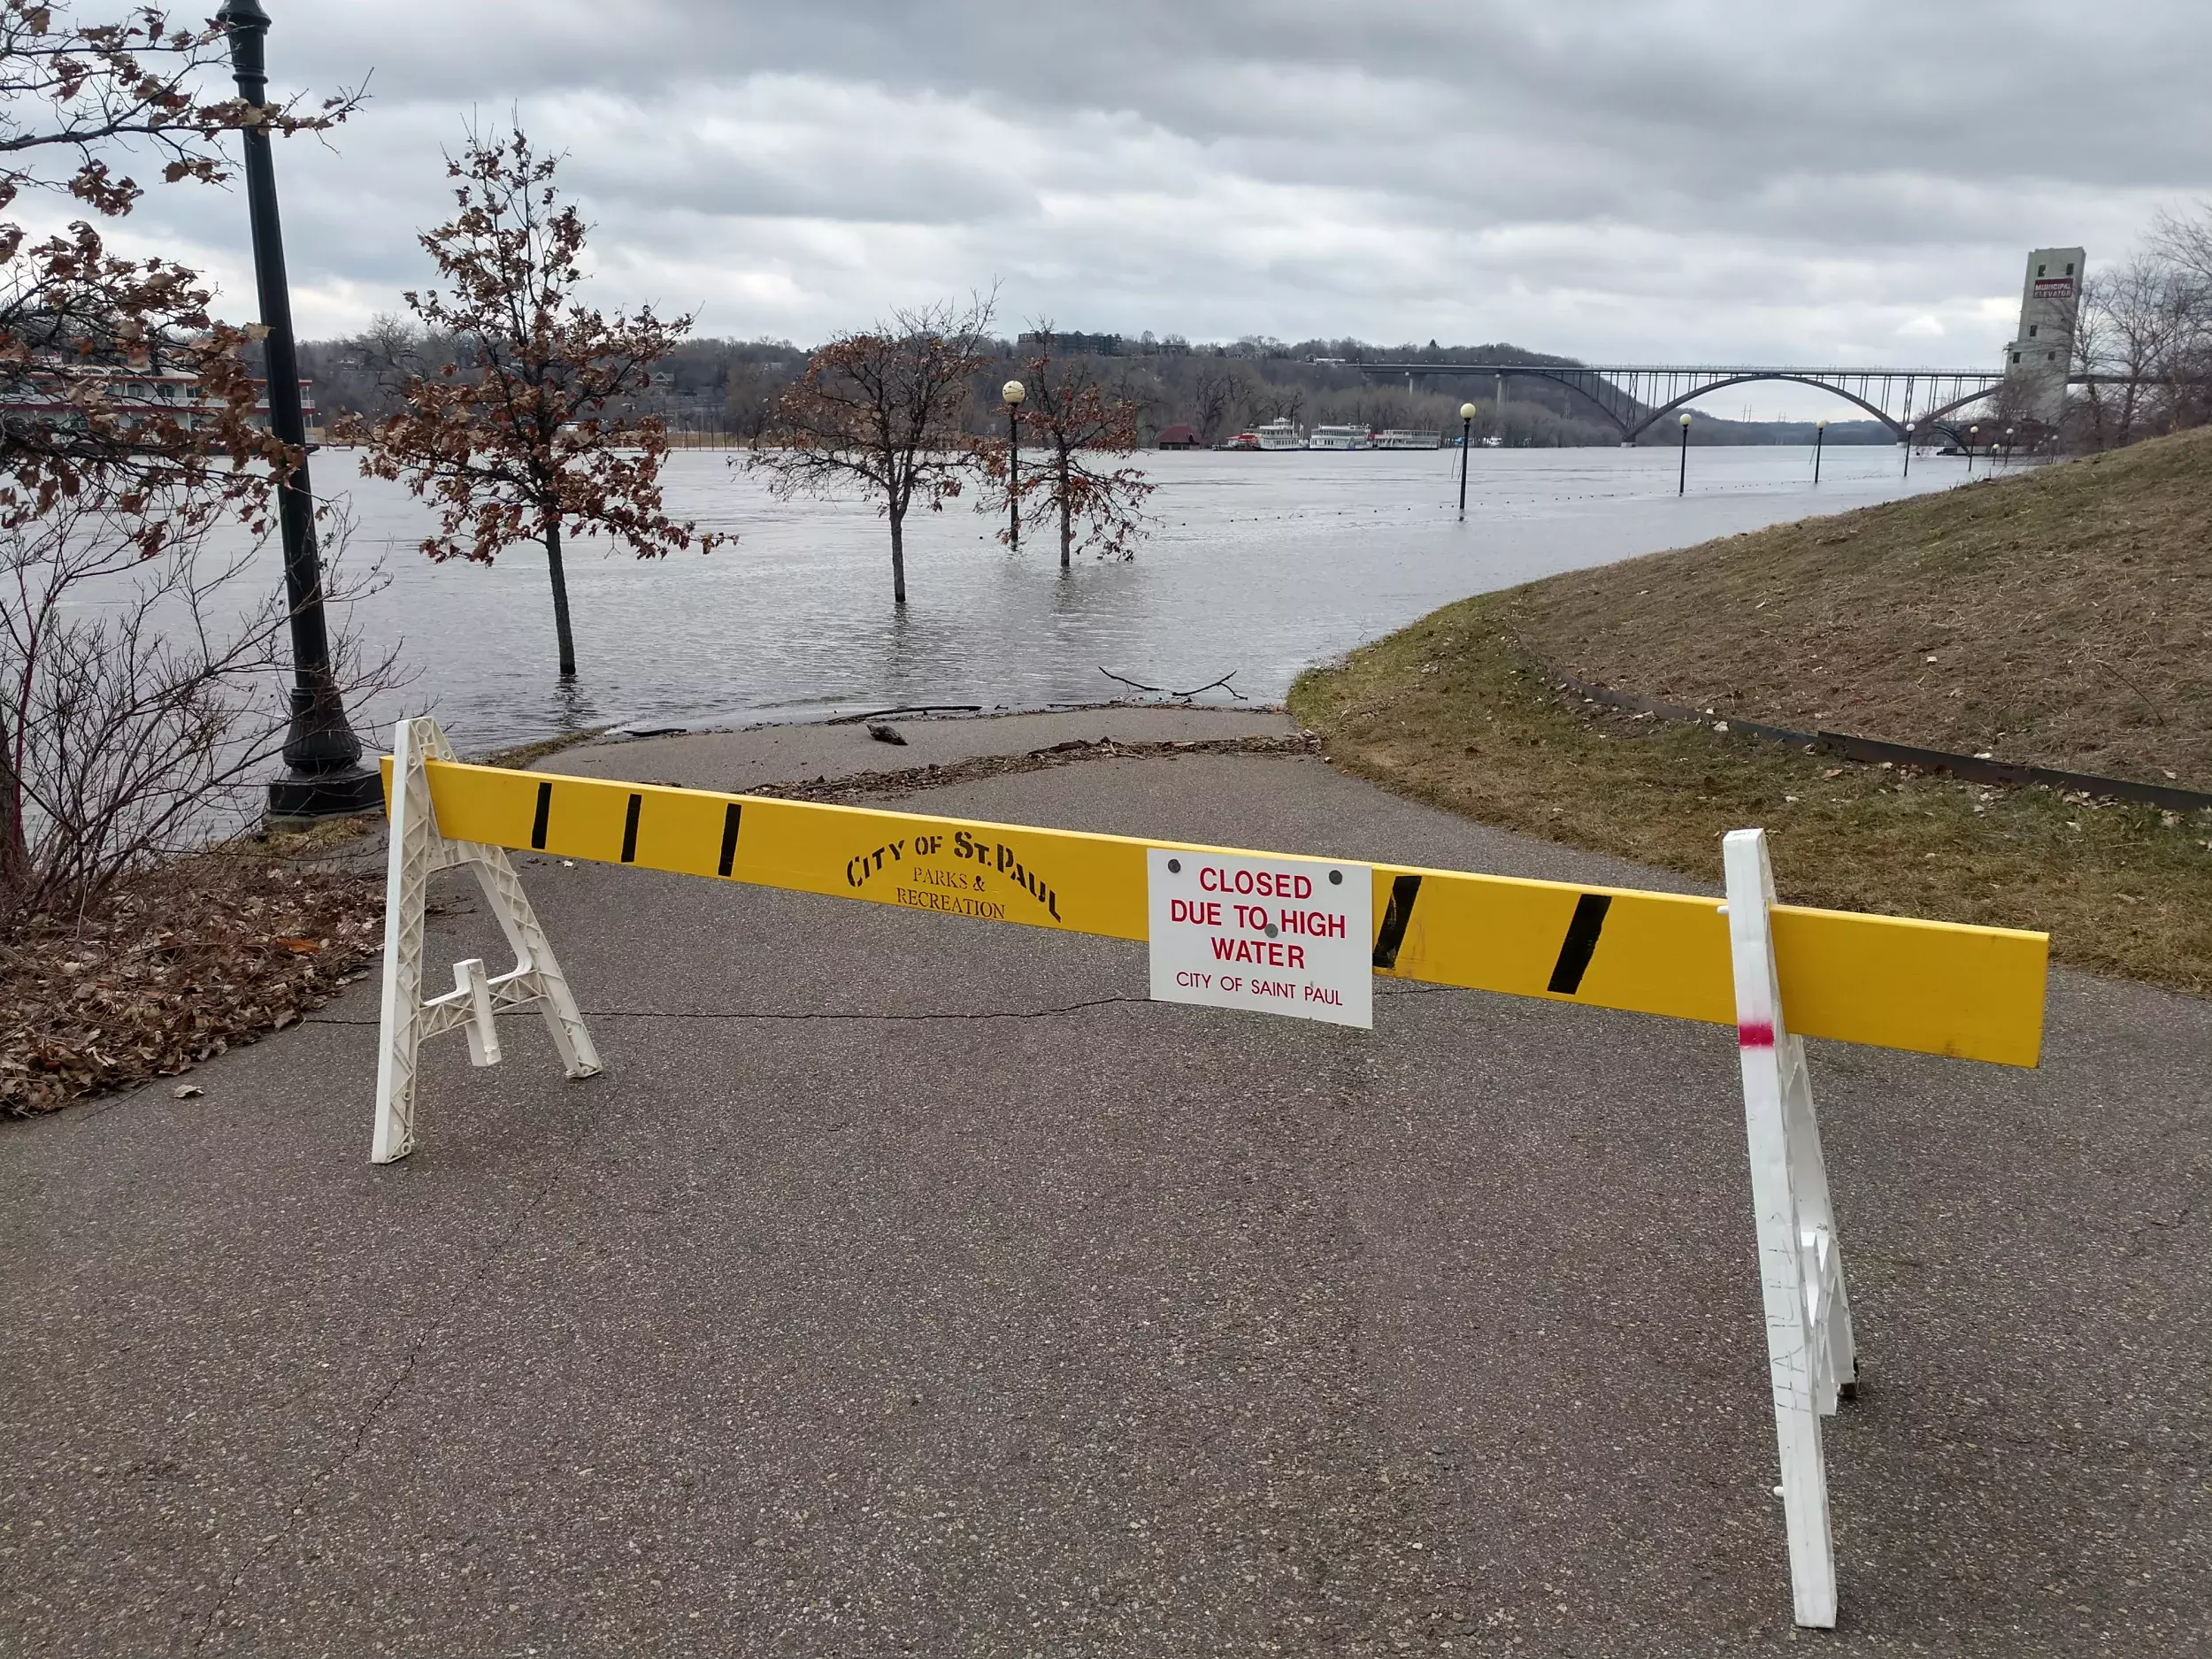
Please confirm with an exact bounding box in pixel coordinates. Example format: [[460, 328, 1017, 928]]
[[315, 442, 1977, 754]]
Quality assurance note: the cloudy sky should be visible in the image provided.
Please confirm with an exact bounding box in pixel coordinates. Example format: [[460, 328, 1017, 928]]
[[89, 0, 2212, 403]]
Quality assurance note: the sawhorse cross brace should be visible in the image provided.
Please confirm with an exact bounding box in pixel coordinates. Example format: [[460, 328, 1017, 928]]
[[372, 717, 600, 1165]]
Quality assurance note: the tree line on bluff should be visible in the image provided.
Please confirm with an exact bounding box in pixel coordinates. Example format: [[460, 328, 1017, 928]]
[[302, 325, 1632, 451]]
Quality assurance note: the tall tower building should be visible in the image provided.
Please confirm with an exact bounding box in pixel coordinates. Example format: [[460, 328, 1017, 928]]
[[2001, 247, 2084, 426]]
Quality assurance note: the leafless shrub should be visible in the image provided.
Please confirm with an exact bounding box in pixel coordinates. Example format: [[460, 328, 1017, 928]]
[[0, 491, 395, 927], [2071, 204, 2212, 448]]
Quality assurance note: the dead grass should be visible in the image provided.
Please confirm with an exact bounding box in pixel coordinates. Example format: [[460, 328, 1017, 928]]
[[1, 832, 384, 1117], [1503, 426, 2212, 790], [1291, 600, 2212, 998]]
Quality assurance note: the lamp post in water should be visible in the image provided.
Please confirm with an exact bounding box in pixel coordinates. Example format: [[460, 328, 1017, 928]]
[[218, 0, 380, 821], [1001, 380, 1024, 553], [1457, 401, 1475, 518], [1902, 421, 1914, 478], [1813, 416, 1827, 484], [1968, 424, 1979, 473], [1678, 411, 1693, 495], [2004, 425, 2016, 469]]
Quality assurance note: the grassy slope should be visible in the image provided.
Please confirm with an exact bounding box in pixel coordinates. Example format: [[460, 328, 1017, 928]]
[[1507, 426, 2212, 789], [1291, 428, 2212, 995]]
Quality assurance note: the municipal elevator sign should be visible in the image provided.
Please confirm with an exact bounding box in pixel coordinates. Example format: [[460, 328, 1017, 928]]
[[1146, 848, 1375, 1028]]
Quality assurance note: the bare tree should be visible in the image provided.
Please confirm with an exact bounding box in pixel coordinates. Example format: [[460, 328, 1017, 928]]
[[2148, 202, 2212, 296], [342, 127, 726, 679], [723, 360, 790, 446], [1189, 364, 1239, 445], [1261, 380, 1308, 429], [2147, 202, 2212, 430], [2068, 275, 2116, 449], [2078, 257, 2188, 447], [747, 295, 994, 604], [1, 488, 392, 921], [977, 326, 1155, 566]]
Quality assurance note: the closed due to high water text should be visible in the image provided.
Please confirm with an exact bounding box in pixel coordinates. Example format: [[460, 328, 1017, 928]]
[[1147, 853, 1373, 1025]]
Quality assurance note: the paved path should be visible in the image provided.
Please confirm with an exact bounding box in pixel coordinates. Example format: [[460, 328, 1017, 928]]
[[3, 715, 2206, 1656]]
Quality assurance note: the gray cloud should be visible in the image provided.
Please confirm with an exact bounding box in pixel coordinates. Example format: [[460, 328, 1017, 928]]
[[90, 0, 2212, 392]]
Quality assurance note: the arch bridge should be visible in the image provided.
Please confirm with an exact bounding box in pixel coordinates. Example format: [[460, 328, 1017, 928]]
[[1350, 362, 2018, 441]]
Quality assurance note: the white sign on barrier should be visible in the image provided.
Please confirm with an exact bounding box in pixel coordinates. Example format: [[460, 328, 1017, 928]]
[[1147, 848, 1373, 1028]]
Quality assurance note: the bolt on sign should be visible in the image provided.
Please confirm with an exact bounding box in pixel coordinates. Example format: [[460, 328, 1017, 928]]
[[1148, 849, 1373, 1026]]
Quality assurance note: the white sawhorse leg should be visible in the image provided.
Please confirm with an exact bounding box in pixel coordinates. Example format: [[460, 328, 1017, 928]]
[[1724, 827, 1856, 1629], [372, 717, 600, 1164]]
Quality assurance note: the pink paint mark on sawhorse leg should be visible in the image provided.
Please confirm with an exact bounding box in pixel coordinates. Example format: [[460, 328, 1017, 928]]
[[1739, 1021, 1776, 1048]]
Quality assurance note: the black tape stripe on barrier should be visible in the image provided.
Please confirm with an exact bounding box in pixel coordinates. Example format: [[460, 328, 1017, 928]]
[[1547, 893, 1613, 995], [530, 780, 553, 850], [620, 793, 642, 864], [717, 803, 743, 878], [1372, 873, 1422, 969]]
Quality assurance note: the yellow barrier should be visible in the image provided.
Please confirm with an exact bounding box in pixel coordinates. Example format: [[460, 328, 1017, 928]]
[[388, 757, 2048, 1067]]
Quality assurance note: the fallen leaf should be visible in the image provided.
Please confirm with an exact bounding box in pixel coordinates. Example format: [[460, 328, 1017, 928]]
[[173, 1084, 204, 1099]]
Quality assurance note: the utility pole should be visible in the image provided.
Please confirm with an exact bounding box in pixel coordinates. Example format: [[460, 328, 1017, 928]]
[[219, 0, 380, 821]]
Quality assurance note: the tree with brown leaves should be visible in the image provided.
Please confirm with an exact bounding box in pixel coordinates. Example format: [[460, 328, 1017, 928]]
[[0, 1, 357, 542], [979, 327, 1155, 567], [344, 127, 724, 679], [747, 296, 994, 604]]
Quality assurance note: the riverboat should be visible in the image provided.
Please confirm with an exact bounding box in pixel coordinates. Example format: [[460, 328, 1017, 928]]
[[1254, 419, 1304, 450], [1370, 428, 1442, 449], [1307, 424, 1368, 450], [1222, 431, 1261, 450]]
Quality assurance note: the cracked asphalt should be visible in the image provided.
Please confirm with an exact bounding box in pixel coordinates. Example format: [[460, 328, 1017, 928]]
[[3, 715, 2208, 1656]]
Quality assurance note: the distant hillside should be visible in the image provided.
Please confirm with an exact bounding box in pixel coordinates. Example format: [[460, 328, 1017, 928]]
[[291, 330, 1854, 450], [1502, 426, 2212, 790]]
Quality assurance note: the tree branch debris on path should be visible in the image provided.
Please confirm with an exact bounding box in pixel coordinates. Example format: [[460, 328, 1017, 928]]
[[747, 729, 1317, 804], [2, 833, 383, 1118], [1098, 666, 1248, 701]]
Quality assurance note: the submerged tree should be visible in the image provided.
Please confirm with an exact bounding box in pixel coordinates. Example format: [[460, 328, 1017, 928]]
[[747, 295, 994, 604], [346, 127, 724, 678], [979, 326, 1155, 566]]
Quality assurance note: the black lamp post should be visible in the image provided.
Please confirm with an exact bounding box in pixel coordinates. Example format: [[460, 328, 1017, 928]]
[[1968, 424, 1978, 473], [1001, 379, 1024, 553], [1457, 401, 1475, 518], [1678, 411, 1692, 494], [1901, 422, 1913, 478], [1813, 417, 1827, 485], [218, 0, 379, 821], [2004, 425, 2016, 468]]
